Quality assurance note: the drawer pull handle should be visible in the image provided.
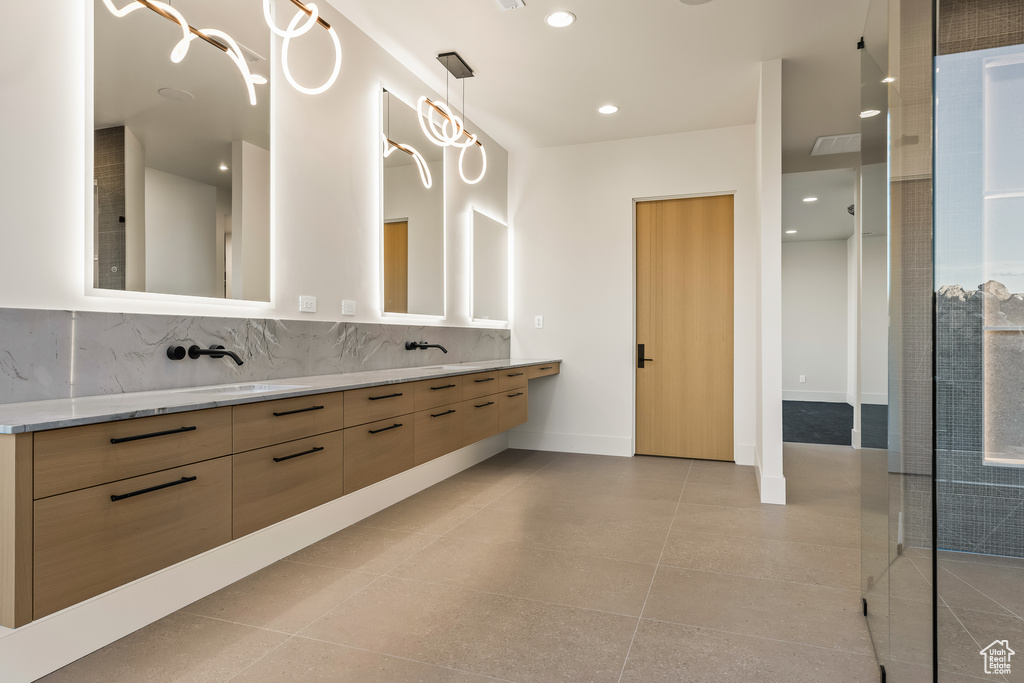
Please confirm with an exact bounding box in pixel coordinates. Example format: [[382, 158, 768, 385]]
[[369, 423, 403, 434], [540, 366, 553, 370], [507, 372, 524, 377], [430, 384, 457, 391], [272, 405, 325, 417], [110, 476, 197, 502], [431, 409, 457, 418], [475, 401, 494, 408], [368, 392, 404, 401], [507, 392, 524, 398], [474, 377, 495, 383], [273, 446, 325, 463], [110, 425, 197, 444]]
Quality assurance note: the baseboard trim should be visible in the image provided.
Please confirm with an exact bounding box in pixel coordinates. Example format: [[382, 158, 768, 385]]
[[861, 394, 887, 405], [508, 430, 632, 457], [782, 391, 848, 402], [0, 436, 508, 683], [734, 442, 756, 466], [756, 469, 787, 505], [851, 428, 862, 449]]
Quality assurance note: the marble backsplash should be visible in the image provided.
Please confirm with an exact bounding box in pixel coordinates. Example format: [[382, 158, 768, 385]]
[[0, 308, 510, 404]]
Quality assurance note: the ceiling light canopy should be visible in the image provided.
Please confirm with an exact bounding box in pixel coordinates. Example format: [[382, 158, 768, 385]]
[[598, 104, 619, 115], [545, 11, 576, 28]]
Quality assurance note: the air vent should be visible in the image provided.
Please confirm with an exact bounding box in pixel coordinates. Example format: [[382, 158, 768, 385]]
[[494, 0, 526, 10], [236, 42, 266, 64], [810, 133, 861, 156]]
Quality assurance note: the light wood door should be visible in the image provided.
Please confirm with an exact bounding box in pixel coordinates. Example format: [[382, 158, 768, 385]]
[[383, 221, 408, 313], [636, 195, 733, 460]]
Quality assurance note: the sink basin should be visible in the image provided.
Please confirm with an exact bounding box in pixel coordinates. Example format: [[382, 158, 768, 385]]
[[182, 383, 309, 396], [417, 365, 472, 371]]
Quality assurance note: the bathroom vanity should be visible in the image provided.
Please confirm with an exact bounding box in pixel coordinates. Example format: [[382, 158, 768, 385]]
[[0, 360, 559, 628]]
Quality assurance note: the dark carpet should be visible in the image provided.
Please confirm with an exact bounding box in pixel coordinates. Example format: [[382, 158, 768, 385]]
[[783, 401, 889, 448]]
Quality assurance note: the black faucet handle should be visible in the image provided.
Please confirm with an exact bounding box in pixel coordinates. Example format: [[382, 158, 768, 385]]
[[166, 345, 187, 360]]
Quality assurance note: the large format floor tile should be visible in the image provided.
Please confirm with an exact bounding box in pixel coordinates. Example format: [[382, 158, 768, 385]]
[[285, 525, 439, 574]]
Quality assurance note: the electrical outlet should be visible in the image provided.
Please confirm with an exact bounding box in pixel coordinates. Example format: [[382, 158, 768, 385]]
[[535, 315, 544, 329], [341, 300, 356, 316], [299, 296, 317, 313], [799, 375, 806, 383]]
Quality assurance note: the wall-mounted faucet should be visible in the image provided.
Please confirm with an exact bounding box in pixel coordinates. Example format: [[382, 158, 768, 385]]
[[405, 341, 448, 354], [166, 344, 244, 365]]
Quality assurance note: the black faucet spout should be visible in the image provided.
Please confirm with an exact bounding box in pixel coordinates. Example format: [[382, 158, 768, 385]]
[[188, 345, 244, 366], [405, 341, 448, 354]]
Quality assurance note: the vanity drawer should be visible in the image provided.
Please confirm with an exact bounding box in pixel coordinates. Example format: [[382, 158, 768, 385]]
[[344, 385, 414, 428], [527, 362, 560, 379], [414, 403, 463, 466], [343, 417, 414, 494], [463, 395, 501, 445], [499, 369, 528, 391], [412, 376, 464, 411], [499, 385, 529, 432], [33, 456, 231, 619], [34, 407, 232, 499], [462, 371, 502, 400], [232, 431, 345, 538], [232, 392, 345, 453]]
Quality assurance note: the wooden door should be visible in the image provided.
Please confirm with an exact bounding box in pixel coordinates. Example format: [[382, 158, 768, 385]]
[[636, 195, 733, 460], [383, 221, 408, 313]]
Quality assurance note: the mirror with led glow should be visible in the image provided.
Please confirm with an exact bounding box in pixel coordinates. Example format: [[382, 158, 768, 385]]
[[381, 89, 445, 316], [92, 0, 271, 301], [472, 211, 508, 322]]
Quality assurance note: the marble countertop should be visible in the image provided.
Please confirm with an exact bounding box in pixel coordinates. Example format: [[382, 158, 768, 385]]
[[0, 358, 561, 434]]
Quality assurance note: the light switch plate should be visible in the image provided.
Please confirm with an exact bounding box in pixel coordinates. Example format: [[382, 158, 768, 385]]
[[535, 315, 544, 329], [342, 300, 356, 316], [299, 296, 317, 313]]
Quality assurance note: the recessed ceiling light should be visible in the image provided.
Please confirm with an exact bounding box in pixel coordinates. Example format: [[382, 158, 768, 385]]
[[802, 197, 818, 203], [598, 104, 619, 115], [157, 87, 194, 103], [882, 77, 895, 83], [219, 163, 229, 171], [786, 230, 797, 234], [545, 11, 576, 28], [860, 109, 881, 118], [678, 0, 714, 4]]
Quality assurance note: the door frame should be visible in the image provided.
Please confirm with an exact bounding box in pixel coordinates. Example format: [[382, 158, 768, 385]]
[[631, 191, 738, 457]]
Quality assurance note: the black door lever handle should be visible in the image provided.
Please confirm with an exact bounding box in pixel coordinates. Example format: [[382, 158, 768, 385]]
[[638, 343, 654, 369]]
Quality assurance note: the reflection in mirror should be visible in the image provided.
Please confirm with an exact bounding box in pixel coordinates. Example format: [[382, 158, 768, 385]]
[[93, 0, 271, 301], [472, 211, 508, 322], [382, 89, 444, 316]]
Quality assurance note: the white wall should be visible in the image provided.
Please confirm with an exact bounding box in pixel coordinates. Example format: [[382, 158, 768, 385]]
[[145, 169, 219, 298], [861, 234, 889, 404], [230, 141, 271, 302], [123, 127, 146, 292], [472, 211, 509, 323], [383, 160, 444, 315], [508, 124, 759, 462], [0, 1, 507, 326], [782, 240, 849, 402]]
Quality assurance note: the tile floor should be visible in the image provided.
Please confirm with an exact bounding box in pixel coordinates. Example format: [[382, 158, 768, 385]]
[[41, 444, 879, 682]]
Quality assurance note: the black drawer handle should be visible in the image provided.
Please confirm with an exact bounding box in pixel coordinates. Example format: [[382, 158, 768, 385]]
[[273, 446, 324, 463], [368, 392, 403, 401], [475, 401, 494, 408], [507, 372, 524, 377], [430, 384, 457, 391], [272, 405, 324, 417], [507, 392, 524, 398], [474, 377, 495, 383], [431, 409, 456, 418], [111, 476, 197, 502], [369, 423, 403, 434], [110, 425, 196, 444], [540, 366, 553, 370]]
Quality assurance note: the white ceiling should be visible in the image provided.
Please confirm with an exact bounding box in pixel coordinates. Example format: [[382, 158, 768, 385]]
[[327, 0, 871, 172], [781, 168, 856, 242]]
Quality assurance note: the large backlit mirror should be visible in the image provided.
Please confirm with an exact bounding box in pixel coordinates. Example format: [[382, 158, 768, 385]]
[[93, 0, 271, 301], [381, 89, 445, 316], [472, 210, 508, 322]]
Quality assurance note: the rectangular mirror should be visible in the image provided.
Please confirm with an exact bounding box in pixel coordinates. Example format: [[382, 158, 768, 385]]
[[93, 0, 271, 301], [381, 89, 445, 316], [472, 210, 509, 322]]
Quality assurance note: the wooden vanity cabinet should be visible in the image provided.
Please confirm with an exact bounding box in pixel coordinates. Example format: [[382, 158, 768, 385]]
[[463, 394, 501, 445], [344, 385, 415, 427], [412, 376, 464, 411], [343, 416, 414, 494], [527, 362, 560, 379], [33, 456, 232, 619], [232, 393, 344, 454], [414, 403, 463, 466], [463, 371, 502, 400], [499, 369, 528, 392], [499, 384, 529, 432], [232, 431, 345, 538]]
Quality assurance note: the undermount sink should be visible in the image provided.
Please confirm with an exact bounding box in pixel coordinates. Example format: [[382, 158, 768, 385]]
[[417, 365, 472, 371], [182, 383, 309, 396]]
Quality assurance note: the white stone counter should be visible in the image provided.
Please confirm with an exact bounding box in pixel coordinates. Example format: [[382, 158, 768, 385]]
[[0, 358, 561, 433]]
